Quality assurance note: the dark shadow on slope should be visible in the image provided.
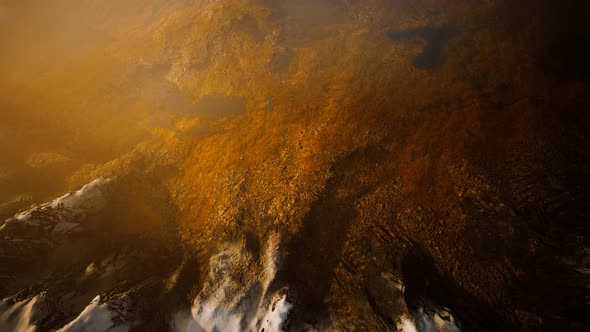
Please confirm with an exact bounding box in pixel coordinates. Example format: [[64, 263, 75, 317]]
[[389, 26, 454, 70], [277, 145, 386, 327], [533, 1, 590, 82], [193, 95, 245, 120], [129, 252, 201, 332], [401, 246, 514, 331]]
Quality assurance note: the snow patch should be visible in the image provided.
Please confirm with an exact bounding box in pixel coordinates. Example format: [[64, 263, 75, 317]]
[[397, 314, 418, 332], [0, 295, 41, 332], [414, 307, 461, 332], [2, 178, 112, 234], [258, 294, 292, 332], [396, 303, 461, 332], [84, 263, 96, 276], [49, 178, 111, 211], [175, 233, 292, 332], [59, 296, 129, 332]]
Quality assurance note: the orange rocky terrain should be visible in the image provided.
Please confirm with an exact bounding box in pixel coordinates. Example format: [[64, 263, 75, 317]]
[[0, 0, 588, 331]]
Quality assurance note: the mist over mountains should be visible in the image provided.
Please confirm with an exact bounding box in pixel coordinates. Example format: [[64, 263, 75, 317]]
[[1, 1, 589, 331]]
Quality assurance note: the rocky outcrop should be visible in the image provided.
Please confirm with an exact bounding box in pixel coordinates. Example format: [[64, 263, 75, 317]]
[[0, 0, 588, 331]]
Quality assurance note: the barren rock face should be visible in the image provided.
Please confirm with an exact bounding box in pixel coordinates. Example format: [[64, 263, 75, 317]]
[[0, 0, 588, 331]]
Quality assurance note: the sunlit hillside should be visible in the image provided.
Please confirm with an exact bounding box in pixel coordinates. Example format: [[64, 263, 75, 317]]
[[1, 1, 588, 331]]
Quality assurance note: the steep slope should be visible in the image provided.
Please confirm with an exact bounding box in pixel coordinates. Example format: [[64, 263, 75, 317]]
[[0, 0, 588, 331]]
